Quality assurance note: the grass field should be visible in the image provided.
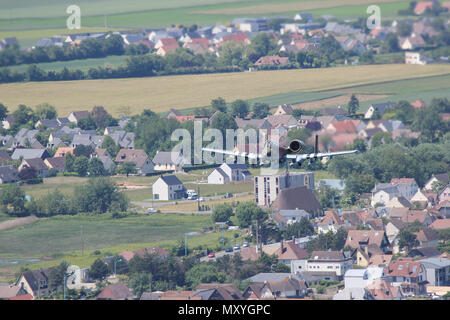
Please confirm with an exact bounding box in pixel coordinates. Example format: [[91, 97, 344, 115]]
[[0, 64, 449, 117], [9, 55, 128, 73], [0, 212, 246, 282]]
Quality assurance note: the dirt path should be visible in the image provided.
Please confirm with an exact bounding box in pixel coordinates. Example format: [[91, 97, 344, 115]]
[[0, 215, 39, 232]]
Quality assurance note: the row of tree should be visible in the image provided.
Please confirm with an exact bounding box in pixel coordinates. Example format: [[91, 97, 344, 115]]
[[0, 177, 128, 217]]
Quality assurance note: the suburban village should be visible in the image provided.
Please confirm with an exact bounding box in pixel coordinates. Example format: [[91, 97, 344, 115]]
[[0, 1, 449, 302]]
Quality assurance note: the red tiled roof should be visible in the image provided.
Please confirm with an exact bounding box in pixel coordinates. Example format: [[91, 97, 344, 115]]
[[8, 293, 33, 300], [254, 55, 289, 66], [328, 120, 357, 133], [384, 258, 423, 278], [222, 33, 249, 44], [275, 241, 308, 260], [429, 218, 450, 230], [391, 177, 416, 186], [414, 1, 434, 14]]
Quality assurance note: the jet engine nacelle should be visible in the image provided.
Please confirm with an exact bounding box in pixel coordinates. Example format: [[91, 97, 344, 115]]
[[288, 139, 305, 153]]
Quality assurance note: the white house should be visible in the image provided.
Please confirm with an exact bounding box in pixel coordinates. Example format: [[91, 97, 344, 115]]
[[152, 175, 186, 201], [371, 183, 400, 207], [291, 250, 353, 279], [424, 173, 449, 191], [207, 163, 252, 184], [66, 265, 94, 290]]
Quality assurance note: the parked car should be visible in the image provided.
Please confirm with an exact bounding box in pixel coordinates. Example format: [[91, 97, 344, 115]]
[[233, 245, 240, 250], [224, 193, 233, 198], [147, 208, 157, 214], [225, 247, 233, 253], [243, 242, 249, 248], [208, 253, 215, 258], [188, 195, 198, 200], [199, 197, 204, 202]]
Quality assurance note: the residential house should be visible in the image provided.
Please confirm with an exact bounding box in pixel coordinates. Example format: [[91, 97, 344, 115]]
[[152, 175, 186, 201], [0, 166, 18, 184], [292, 251, 353, 280], [65, 265, 92, 290], [54, 147, 75, 158], [16, 268, 53, 299], [97, 283, 134, 300], [19, 158, 49, 178], [44, 157, 65, 172], [2, 115, 16, 130], [437, 183, 450, 204], [429, 218, 450, 230], [364, 102, 397, 119], [371, 183, 400, 207], [334, 266, 386, 300], [271, 209, 310, 229], [152, 151, 186, 172], [411, 189, 435, 208], [384, 258, 427, 296], [254, 55, 289, 67], [275, 240, 308, 265], [317, 211, 344, 234], [115, 149, 154, 175], [402, 210, 433, 226], [387, 196, 411, 209], [195, 283, 244, 300], [414, 228, 440, 248], [11, 148, 50, 161], [155, 38, 180, 56], [424, 173, 449, 191], [244, 277, 308, 299], [0, 284, 28, 300], [273, 104, 294, 116], [405, 52, 430, 65], [399, 34, 426, 50], [119, 246, 170, 262], [220, 33, 250, 45], [345, 230, 390, 254], [207, 163, 252, 184], [407, 247, 442, 259], [414, 1, 439, 14], [417, 256, 450, 286], [68, 111, 90, 123], [364, 280, 402, 300], [390, 178, 419, 200]]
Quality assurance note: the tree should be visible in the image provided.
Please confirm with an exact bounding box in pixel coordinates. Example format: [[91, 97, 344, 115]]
[[73, 156, 89, 177], [235, 201, 268, 228], [0, 183, 28, 216], [352, 138, 367, 153], [35, 103, 57, 120], [397, 22, 413, 37], [129, 273, 151, 298], [77, 116, 97, 130], [382, 33, 400, 53], [212, 203, 234, 223], [287, 128, 311, 143], [117, 162, 137, 177], [371, 132, 393, 149], [18, 166, 38, 181], [316, 183, 339, 209], [398, 229, 419, 252], [252, 102, 270, 119], [74, 145, 94, 158], [48, 260, 69, 292], [319, 134, 332, 152], [88, 157, 106, 176], [0, 103, 8, 121], [74, 177, 128, 213], [231, 99, 250, 118], [101, 135, 119, 157], [65, 153, 75, 172], [211, 112, 237, 136], [211, 97, 227, 113], [284, 217, 314, 239], [347, 94, 360, 115], [185, 264, 226, 289], [91, 106, 116, 129], [89, 258, 109, 281], [12, 104, 35, 125], [344, 174, 377, 195]]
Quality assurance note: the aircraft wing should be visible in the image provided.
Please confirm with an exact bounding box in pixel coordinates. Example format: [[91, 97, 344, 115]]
[[202, 147, 263, 160], [285, 150, 359, 162]]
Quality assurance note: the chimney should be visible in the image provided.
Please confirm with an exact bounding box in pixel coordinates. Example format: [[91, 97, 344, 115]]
[[280, 239, 284, 253]]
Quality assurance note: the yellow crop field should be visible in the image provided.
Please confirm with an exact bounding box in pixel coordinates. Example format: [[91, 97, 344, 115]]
[[0, 64, 449, 117]]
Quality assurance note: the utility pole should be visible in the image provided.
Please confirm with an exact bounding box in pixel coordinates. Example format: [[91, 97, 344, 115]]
[[255, 220, 259, 254]]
